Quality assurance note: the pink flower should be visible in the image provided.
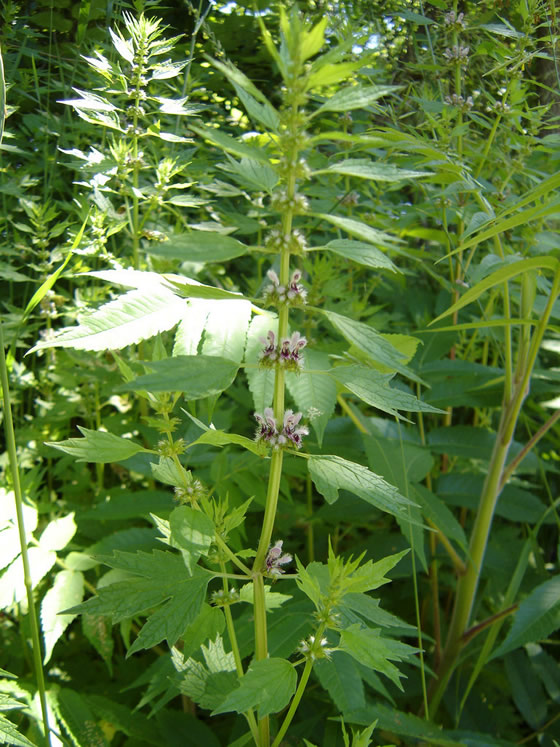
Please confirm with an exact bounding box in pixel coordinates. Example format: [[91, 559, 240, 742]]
[[265, 540, 292, 576]]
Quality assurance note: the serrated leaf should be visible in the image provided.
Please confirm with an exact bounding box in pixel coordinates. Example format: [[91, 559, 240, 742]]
[[55, 688, 109, 747], [314, 84, 401, 114], [0, 547, 56, 609], [190, 123, 270, 163], [315, 213, 402, 250], [82, 614, 114, 674], [165, 275, 250, 301], [201, 300, 252, 363], [46, 427, 145, 464], [505, 650, 547, 729], [39, 512, 77, 551], [30, 287, 186, 352], [320, 239, 398, 272], [0, 713, 40, 747], [410, 484, 467, 552], [432, 257, 560, 325], [286, 349, 337, 446], [213, 658, 297, 719], [314, 159, 428, 182], [189, 428, 264, 456], [492, 575, 560, 659], [307, 455, 416, 521], [332, 365, 444, 420], [306, 61, 361, 90], [169, 506, 214, 572], [233, 85, 280, 132], [147, 231, 248, 263], [119, 355, 239, 398], [65, 551, 211, 654], [314, 652, 365, 714], [238, 583, 292, 610], [221, 156, 278, 194], [41, 570, 84, 663], [338, 624, 414, 689], [182, 604, 225, 658], [321, 309, 423, 384]]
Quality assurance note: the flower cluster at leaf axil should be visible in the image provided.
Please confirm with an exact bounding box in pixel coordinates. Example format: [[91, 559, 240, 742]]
[[254, 408, 309, 450], [259, 330, 307, 371], [263, 268, 307, 306], [265, 540, 292, 576]]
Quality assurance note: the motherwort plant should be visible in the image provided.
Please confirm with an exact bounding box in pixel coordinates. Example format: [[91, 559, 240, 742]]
[[24, 8, 448, 747]]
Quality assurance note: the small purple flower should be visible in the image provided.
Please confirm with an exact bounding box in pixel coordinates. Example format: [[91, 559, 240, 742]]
[[259, 330, 278, 367], [265, 540, 292, 576], [286, 270, 307, 303], [280, 331, 307, 370], [263, 267, 307, 307], [282, 409, 309, 450], [254, 407, 278, 444], [254, 407, 309, 450]]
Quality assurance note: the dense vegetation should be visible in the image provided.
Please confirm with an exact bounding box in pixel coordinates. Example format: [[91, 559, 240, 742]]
[[1, 1, 560, 745]]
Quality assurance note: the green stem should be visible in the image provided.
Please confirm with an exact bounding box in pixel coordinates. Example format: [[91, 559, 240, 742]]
[[270, 658, 313, 747], [219, 562, 259, 743], [0, 322, 52, 747], [430, 266, 560, 716]]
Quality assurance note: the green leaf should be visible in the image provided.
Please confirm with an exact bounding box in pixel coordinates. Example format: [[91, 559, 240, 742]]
[[306, 62, 362, 91], [286, 349, 337, 446], [222, 156, 278, 194], [190, 123, 270, 163], [182, 604, 225, 658], [432, 257, 560, 325], [54, 688, 109, 747], [30, 287, 186, 352], [238, 583, 292, 610], [492, 575, 560, 659], [201, 300, 252, 364], [189, 428, 264, 457], [82, 613, 114, 675], [346, 702, 463, 746], [332, 365, 444, 420], [165, 275, 251, 301], [314, 652, 366, 714], [320, 239, 398, 272], [338, 624, 413, 689], [41, 570, 84, 663], [23, 212, 89, 322], [314, 159, 428, 182], [169, 506, 215, 572], [146, 231, 248, 262], [320, 309, 423, 384], [314, 84, 401, 115], [46, 427, 146, 464], [39, 512, 77, 551], [315, 213, 402, 250], [0, 546, 56, 608], [505, 650, 547, 729], [410, 484, 468, 552], [233, 84, 281, 132], [119, 355, 239, 398], [213, 658, 297, 719], [307, 455, 417, 521], [301, 17, 327, 61], [206, 55, 272, 106], [65, 550, 211, 653], [0, 713, 36, 747], [245, 313, 278, 412]]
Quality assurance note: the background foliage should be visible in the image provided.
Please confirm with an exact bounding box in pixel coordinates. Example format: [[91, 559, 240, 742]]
[[1, 0, 560, 745]]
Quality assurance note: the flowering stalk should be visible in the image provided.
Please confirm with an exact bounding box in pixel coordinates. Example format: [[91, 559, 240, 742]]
[[250, 19, 311, 745]]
